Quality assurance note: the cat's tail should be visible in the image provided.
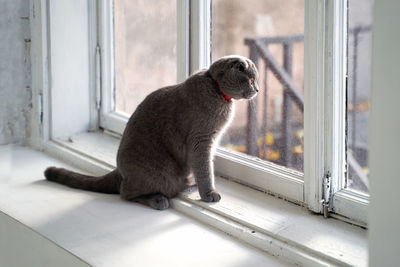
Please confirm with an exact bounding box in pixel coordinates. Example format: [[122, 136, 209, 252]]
[[44, 167, 122, 194]]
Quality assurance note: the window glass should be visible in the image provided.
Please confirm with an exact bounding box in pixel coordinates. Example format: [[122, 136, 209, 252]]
[[212, 0, 305, 173], [346, 0, 373, 193], [114, 0, 177, 115]]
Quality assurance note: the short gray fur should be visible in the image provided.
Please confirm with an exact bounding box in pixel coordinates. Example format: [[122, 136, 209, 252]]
[[45, 55, 259, 210]]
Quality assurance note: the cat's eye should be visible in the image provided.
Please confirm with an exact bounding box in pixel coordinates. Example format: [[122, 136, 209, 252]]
[[249, 77, 254, 85]]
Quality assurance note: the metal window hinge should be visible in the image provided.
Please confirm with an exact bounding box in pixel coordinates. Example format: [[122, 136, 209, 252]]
[[321, 171, 332, 218], [95, 45, 101, 110]]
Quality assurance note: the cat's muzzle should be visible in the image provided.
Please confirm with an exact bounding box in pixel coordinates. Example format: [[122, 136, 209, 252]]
[[245, 90, 258, 99]]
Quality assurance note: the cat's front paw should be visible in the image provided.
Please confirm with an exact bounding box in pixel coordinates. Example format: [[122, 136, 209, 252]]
[[201, 190, 221, 203]]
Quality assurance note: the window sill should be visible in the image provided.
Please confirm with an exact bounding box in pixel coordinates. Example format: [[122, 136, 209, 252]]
[[0, 145, 286, 267], [44, 131, 367, 266]]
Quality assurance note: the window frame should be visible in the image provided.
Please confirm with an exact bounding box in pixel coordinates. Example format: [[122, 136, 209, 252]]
[[304, 0, 368, 224], [98, 0, 123, 134], [98, 0, 190, 135], [91, 0, 368, 225]]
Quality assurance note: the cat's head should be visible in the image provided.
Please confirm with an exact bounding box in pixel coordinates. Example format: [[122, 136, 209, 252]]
[[209, 55, 259, 100]]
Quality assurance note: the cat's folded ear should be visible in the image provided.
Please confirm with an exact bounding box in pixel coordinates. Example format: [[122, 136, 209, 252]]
[[234, 60, 249, 72], [208, 60, 226, 80], [209, 56, 251, 80]]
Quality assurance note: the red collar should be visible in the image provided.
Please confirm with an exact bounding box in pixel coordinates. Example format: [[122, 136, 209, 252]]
[[214, 80, 232, 102]]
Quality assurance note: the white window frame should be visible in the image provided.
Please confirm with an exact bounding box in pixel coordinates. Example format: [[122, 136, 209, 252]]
[[97, 0, 190, 134], [304, 0, 368, 224], [35, 0, 368, 226]]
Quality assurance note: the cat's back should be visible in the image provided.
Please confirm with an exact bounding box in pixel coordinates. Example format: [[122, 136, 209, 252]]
[[119, 83, 187, 145], [127, 84, 181, 122], [122, 71, 232, 137], [117, 82, 192, 169], [125, 73, 214, 126], [117, 71, 233, 167]]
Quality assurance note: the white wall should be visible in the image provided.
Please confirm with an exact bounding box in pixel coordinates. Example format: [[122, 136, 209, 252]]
[[369, 0, 400, 266], [0, 0, 31, 145]]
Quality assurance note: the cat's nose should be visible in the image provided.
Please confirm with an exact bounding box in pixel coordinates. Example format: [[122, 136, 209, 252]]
[[248, 90, 258, 99]]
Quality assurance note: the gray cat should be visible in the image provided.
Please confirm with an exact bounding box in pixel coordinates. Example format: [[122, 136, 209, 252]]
[[45, 55, 259, 210]]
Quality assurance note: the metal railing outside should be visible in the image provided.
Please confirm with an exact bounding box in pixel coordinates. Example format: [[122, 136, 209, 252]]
[[243, 26, 371, 189]]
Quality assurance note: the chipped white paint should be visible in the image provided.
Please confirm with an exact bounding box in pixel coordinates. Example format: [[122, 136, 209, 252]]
[[0, 0, 31, 145]]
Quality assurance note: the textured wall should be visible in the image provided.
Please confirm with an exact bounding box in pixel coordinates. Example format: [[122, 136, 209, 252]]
[[0, 0, 31, 145]]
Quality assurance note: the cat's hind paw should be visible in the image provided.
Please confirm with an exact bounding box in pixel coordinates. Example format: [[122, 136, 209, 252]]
[[135, 193, 170, 210], [150, 194, 170, 210]]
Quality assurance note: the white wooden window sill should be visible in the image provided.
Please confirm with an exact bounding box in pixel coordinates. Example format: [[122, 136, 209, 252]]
[[0, 145, 291, 267], [40, 131, 368, 266]]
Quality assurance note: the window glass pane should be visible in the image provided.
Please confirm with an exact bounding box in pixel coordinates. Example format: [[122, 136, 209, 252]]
[[212, 0, 305, 174], [346, 0, 373, 193], [114, 0, 177, 115]]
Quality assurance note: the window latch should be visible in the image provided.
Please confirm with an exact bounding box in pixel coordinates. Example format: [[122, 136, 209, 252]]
[[321, 171, 332, 218]]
